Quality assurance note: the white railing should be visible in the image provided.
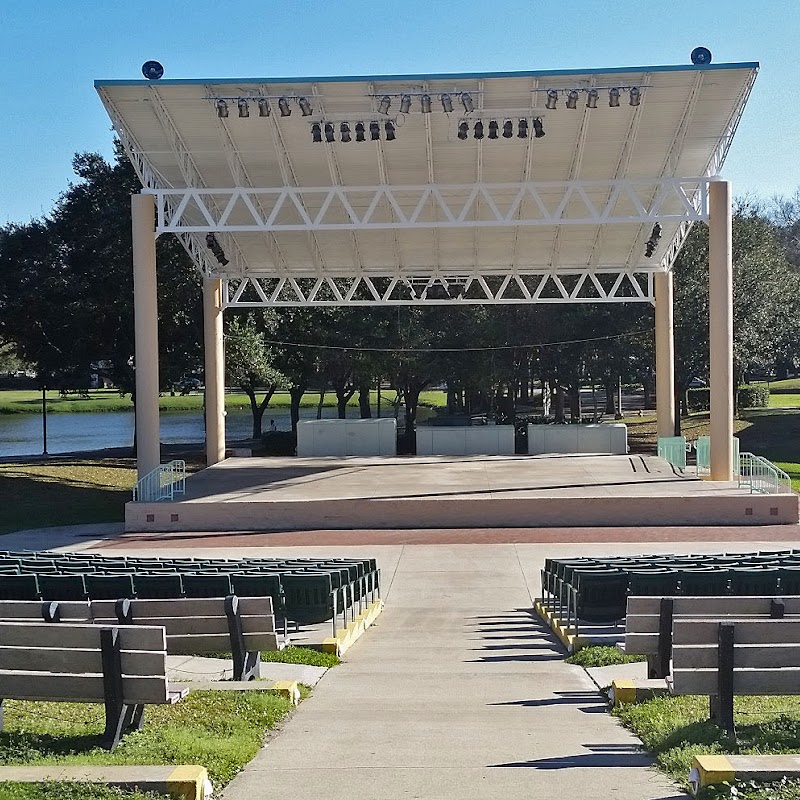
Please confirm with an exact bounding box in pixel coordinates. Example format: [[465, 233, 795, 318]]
[[738, 453, 792, 495], [695, 436, 739, 478], [132, 460, 187, 502], [657, 436, 689, 470]]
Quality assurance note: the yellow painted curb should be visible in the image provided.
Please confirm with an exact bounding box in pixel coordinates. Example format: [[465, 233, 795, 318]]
[[271, 680, 301, 706], [321, 637, 340, 656], [534, 599, 584, 653], [691, 754, 735, 790], [611, 679, 637, 707], [166, 765, 210, 800], [322, 600, 384, 657]]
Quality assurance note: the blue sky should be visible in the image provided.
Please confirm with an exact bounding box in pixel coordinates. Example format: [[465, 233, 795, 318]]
[[0, 0, 796, 225]]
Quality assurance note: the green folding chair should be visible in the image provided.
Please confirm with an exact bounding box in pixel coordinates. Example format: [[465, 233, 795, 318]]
[[38, 574, 87, 601], [85, 573, 136, 600], [133, 573, 183, 599], [182, 573, 232, 598], [0, 574, 40, 600]]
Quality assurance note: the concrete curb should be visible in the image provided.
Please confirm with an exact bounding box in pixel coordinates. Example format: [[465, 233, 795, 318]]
[[609, 678, 669, 706], [689, 754, 800, 796], [533, 599, 586, 653], [0, 764, 211, 800], [322, 599, 384, 656]]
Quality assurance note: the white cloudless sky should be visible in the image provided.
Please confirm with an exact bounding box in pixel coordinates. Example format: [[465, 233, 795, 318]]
[[0, 0, 796, 224]]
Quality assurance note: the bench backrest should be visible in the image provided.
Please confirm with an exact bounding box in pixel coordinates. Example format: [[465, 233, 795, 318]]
[[0, 621, 169, 704], [671, 618, 800, 695], [90, 596, 278, 654], [625, 595, 800, 656], [0, 599, 92, 623]]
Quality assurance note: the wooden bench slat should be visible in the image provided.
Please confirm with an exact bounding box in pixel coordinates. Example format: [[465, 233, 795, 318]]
[[0, 601, 92, 621], [627, 596, 800, 617], [0, 622, 166, 651], [0, 673, 170, 704], [673, 619, 800, 645], [91, 596, 273, 618], [90, 615, 275, 636], [166, 632, 279, 655], [0, 646, 166, 676], [624, 632, 659, 656], [674, 643, 800, 669], [672, 667, 800, 695]]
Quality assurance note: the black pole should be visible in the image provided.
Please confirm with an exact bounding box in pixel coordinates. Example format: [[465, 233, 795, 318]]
[[376, 376, 381, 419], [42, 385, 48, 455]]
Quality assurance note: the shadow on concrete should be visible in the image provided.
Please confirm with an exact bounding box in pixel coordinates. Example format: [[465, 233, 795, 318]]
[[489, 743, 654, 769]]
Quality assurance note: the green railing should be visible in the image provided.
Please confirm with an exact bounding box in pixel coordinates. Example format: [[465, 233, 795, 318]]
[[657, 436, 689, 469], [132, 460, 187, 502], [695, 436, 739, 478], [738, 452, 792, 495]]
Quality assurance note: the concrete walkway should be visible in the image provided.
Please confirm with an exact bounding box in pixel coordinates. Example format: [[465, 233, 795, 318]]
[[221, 545, 682, 800]]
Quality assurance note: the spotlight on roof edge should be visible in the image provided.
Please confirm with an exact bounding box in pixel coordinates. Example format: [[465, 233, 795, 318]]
[[566, 90, 579, 110], [441, 93, 454, 113], [278, 97, 291, 116], [586, 89, 599, 109], [533, 117, 545, 138], [502, 119, 513, 138], [257, 99, 270, 117], [400, 94, 412, 114], [546, 89, 558, 110], [474, 120, 484, 140], [609, 88, 621, 107], [461, 92, 474, 113], [298, 97, 313, 116], [517, 118, 528, 139], [324, 123, 335, 143], [311, 123, 322, 143], [238, 98, 249, 118], [141, 60, 164, 80], [385, 121, 396, 141], [629, 87, 641, 106], [458, 120, 469, 140], [488, 120, 499, 139], [378, 95, 391, 114], [340, 122, 351, 143], [205, 233, 229, 266], [420, 94, 432, 113], [355, 122, 366, 141], [370, 121, 380, 141], [215, 99, 229, 118]]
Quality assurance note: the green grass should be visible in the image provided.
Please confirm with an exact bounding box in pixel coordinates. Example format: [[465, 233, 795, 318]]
[[0, 389, 448, 415], [0, 785, 166, 800], [260, 646, 340, 668], [769, 394, 800, 408], [0, 689, 304, 790], [774, 462, 800, 493], [614, 694, 800, 796], [565, 646, 647, 668]]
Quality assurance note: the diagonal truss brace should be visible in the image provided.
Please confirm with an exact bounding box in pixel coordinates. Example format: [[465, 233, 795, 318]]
[[222, 270, 655, 307], [150, 177, 712, 233]]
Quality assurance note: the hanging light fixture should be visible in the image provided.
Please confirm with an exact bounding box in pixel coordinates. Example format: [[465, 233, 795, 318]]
[[257, 98, 270, 117], [518, 118, 528, 138], [385, 121, 396, 141], [298, 97, 313, 116], [237, 98, 249, 118], [378, 95, 391, 114], [566, 90, 579, 110], [400, 94, 412, 114], [311, 123, 322, 143], [458, 120, 469, 140], [546, 89, 558, 110], [324, 123, 335, 143], [278, 97, 291, 116], [355, 122, 366, 142], [215, 99, 229, 118], [533, 117, 545, 138], [474, 120, 484, 140], [629, 87, 641, 106], [461, 92, 474, 113], [420, 94, 432, 113], [586, 89, 599, 109], [502, 119, 513, 138], [488, 120, 499, 140], [370, 121, 380, 141], [340, 122, 351, 143], [441, 93, 453, 113], [609, 88, 620, 107]]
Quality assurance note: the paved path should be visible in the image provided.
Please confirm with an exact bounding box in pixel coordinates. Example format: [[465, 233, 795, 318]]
[[221, 545, 683, 800]]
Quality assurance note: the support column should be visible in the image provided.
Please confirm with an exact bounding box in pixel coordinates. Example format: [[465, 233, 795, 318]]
[[203, 278, 226, 465], [709, 180, 734, 480], [132, 194, 160, 480], [655, 270, 676, 439]]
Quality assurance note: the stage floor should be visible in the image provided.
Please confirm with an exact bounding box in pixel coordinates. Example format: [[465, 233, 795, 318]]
[[125, 454, 800, 532]]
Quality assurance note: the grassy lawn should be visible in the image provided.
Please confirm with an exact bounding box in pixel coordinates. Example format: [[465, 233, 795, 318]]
[[614, 694, 800, 799], [565, 646, 646, 668], [0, 689, 303, 791], [260, 645, 340, 668], [0, 389, 448, 415], [770, 394, 800, 408], [0, 785, 166, 800]]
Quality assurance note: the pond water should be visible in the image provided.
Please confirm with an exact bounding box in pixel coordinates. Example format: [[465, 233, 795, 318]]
[[0, 407, 390, 458]]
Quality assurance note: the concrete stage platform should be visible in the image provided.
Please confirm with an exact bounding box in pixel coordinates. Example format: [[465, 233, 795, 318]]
[[125, 454, 799, 533]]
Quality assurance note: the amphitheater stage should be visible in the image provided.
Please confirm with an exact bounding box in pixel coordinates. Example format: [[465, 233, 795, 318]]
[[124, 453, 799, 533]]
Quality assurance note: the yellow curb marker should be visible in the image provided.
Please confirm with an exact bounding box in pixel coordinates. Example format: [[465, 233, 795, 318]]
[[166, 765, 210, 800], [610, 679, 637, 707], [689, 755, 736, 796], [272, 680, 301, 706]]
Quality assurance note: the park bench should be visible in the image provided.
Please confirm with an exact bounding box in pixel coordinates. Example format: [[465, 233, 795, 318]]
[[0, 620, 187, 750], [670, 617, 800, 737], [624, 595, 800, 678]]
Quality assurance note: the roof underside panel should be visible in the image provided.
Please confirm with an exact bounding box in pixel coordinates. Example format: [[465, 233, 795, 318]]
[[96, 62, 757, 278]]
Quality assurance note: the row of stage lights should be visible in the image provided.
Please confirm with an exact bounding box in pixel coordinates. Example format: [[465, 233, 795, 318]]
[[213, 86, 641, 120]]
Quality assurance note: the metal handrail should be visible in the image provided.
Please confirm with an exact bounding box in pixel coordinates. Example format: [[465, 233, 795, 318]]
[[657, 436, 689, 470], [738, 452, 792, 495], [695, 436, 740, 478], [132, 460, 187, 502]]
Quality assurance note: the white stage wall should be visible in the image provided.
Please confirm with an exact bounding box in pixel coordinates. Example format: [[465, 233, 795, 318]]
[[416, 425, 515, 456], [296, 418, 397, 456], [527, 423, 628, 455]]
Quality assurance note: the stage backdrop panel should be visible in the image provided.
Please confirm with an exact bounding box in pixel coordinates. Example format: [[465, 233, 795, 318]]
[[416, 425, 515, 456], [296, 418, 397, 456], [527, 423, 627, 455]]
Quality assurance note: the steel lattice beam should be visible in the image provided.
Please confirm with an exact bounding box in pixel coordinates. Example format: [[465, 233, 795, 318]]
[[223, 270, 655, 307]]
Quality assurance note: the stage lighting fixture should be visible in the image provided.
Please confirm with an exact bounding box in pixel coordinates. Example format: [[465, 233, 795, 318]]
[[421, 94, 432, 113], [458, 120, 469, 140], [586, 89, 598, 109], [400, 94, 412, 114], [518, 118, 528, 138], [488, 120, 499, 139], [546, 89, 558, 110], [370, 121, 380, 141], [609, 88, 620, 107], [441, 93, 453, 113], [311, 123, 322, 143], [216, 99, 229, 118], [474, 120, 484, 139], [341, 122, 351, 142], [258, 98, 270, 117], [141, 60, 164, 80], [278, 97, 291, 116], [461, 92, 474, 113], [502, 119, 513, 138], [298, 97, 313, 116], [566, 90, 579, 110], [385, 121, 396, 141], [238, 98, 249, 118], [378, 95, 391, 114], [533, 117, 545, 138], [355, 122, 366, 142], [324, 123, 335, 143], [629, 87, 641, 106], [205, 233, 229, 266]]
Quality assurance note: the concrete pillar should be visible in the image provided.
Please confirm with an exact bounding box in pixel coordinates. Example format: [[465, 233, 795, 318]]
[[132, 194, 161, 480], [709, 180, 734, 480], [203, 278, 226, 465], [655, 270, 676, 439]]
